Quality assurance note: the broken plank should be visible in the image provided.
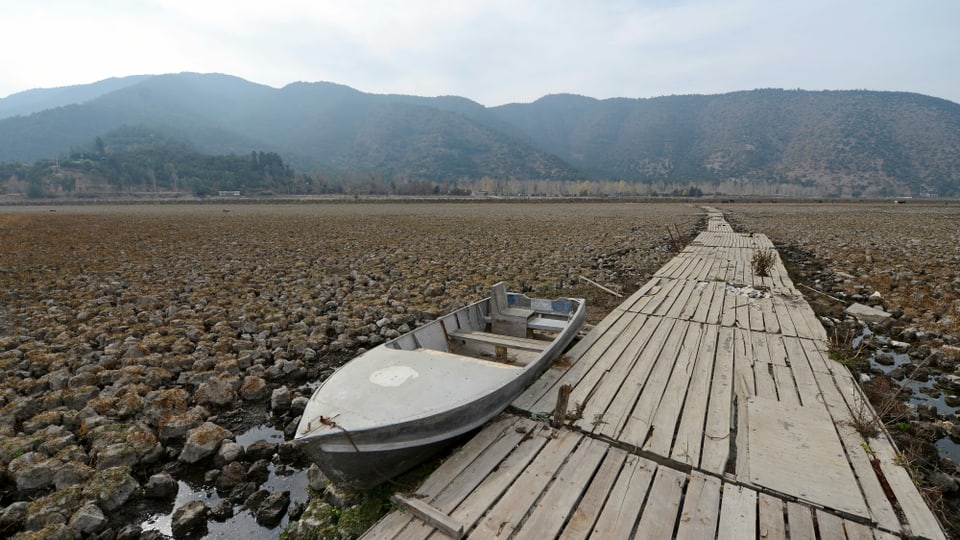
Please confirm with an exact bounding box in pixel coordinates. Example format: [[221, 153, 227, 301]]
[[391, 495, 463, 539], [671, 323, 719, 466], [786, 502, 816, 540]]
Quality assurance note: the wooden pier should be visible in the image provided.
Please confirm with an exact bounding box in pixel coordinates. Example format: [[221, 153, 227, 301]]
[[362, 209, 945, 539]]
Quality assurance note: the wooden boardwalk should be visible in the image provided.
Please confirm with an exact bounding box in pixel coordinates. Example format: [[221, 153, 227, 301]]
[[363, 209, 945, 539]]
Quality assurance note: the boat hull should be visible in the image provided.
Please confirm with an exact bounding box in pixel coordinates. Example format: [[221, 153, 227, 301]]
[[295, 291, 586, 489]]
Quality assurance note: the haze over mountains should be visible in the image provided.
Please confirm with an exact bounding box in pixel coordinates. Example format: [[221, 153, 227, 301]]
[[1, 72, 959, 197]]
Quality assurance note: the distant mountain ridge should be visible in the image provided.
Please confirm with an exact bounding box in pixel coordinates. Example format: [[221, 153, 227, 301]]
[[1, 73, 959, 196]]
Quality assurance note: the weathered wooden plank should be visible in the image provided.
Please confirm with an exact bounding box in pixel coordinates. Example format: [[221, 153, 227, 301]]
[[671, 323, 719, 466], [772, 364, 800, 407], [470, 429, 582, 539], [651, 278, 689, 317], [745, 396, 870, 518], [842, 519, 878, 540], [598, 317, 679, 441], [511, 438, 608, 540], [717, 483, 757, 540], [675, 472, 722, 540], [565, 313, 658, 427], [757, 493, 786, 540], [391, 495, 463, 539], [572, 316, 664, 433], [361, 416, 522, 539], [665, 280, 697, 320], [816, 509, 847, 540], [733, 328, 757, 398], [781, 336, 825, 408], [519, 308, 638, 413], [590, 455, 656, 538], [617, 319, 690, 447], [619, 277, 665, 313], [645, 322, 704, 456], [786, 502, 816, 540], [442, 423, 552, 534], [425, 420, 544, 515], [701, 325, 735, 474], [557, 446, 628, 540], [634, 466, 687, 538]]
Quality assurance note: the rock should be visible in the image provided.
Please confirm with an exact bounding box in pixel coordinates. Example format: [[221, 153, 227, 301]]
[[210, 500, 234, 521], [271, 386, 291, 413], [117, 523, 143, 539], [324, 482, 361, 509], [158, 407, 208, 443], [945, 395, 960, 408], [245, 439, 277, 461], [918, 404, 939, 421], [54, 461, 93, 489], [0, 501, 29, 530], [216, 461, 246, 492], [245, 489, 270, 512], [239, 376, 269, 401], [83, 466, 140, 512], [874, 352, 896, 366], [179, 422, 233, 464], [68, 503, 107, 535], [145, 472, 179, 499], [290, 395, 308, 415], [255, 490, 290, 528], [307, 464, 328, 492], [196, 374, 238, 407], [247, 459, 271, 486], [215, 440, 244, 466], [8, 452, 57, 492], [845, 303, 892, 325], [171, 501, 209, 538], [278, 440, 301, 462]]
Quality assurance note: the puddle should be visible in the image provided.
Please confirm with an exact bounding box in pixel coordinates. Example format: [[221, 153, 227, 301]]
[[863, 327, 960, 467], [142, 423, 309, 538]]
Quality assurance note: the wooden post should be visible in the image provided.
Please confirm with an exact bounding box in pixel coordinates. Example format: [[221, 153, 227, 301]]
[[552, 384, 572, 428], [496, 345, 508, 362]]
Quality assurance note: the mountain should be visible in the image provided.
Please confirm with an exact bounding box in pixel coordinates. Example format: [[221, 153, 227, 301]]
[[0, 75, 151, 120], [1, 73, 959, 195]]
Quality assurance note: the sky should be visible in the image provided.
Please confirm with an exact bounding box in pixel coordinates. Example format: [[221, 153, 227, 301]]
[[1, 0, 958, 106]]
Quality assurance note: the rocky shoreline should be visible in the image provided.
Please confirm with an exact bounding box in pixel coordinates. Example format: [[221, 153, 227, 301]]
[[0, 203, 697, 539]]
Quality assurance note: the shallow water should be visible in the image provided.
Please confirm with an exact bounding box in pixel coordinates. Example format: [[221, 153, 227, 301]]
[[866, 334, 960, 464], [141, 423, 309, 538]]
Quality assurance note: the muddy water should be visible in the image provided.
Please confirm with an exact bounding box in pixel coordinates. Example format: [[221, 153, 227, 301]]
[[141, 423, 310, 538]]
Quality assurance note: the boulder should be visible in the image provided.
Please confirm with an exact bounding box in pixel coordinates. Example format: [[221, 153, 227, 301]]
[[83, 466, 140, 511], [179, 422, 233, 464], [307, 464, 328, 492], [54, 461, 94, 489], [210, 500, 234, 522], [195, 375, 238, 407], [215, 440, 244, 466], [255, 490, 290, 528], [8, 452, 57, 492], [0, 501, 29, 530], [239, 376, 269, 401], [845, 303, 892, 325], [245, 439, 277, 461], [216, 461, 246, 492], [158, 407, 207, 443], [144, 472, 179, 499], [171, 501, 209, 538], [68, 503, 107, 535], [271, 386, 291, 413]]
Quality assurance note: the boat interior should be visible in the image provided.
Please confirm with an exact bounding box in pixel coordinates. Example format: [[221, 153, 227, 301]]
[[385, 282, 576, 367]]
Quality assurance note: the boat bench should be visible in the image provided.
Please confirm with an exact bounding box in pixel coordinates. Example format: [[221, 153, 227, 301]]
[[527, 316, 567, 332], [449, 330, 549, 353]]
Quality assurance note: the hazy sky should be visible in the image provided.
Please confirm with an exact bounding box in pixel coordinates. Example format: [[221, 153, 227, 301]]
[[2, 0, 958, 106]]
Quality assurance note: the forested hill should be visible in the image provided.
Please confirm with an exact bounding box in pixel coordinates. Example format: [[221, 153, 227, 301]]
[[1, 73, 959, 196]]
